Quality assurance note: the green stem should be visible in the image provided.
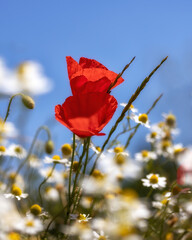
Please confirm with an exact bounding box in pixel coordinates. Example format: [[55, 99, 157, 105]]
[[15, 125, 51, 176], [107, 56, 135, 93], [82, 137, 90, 174], [39, 163, 56, 206], [124, 94, 163, 149], [68, 133, 76, 209], [4, 93, 22, 123], [146, 188, 153, 198]]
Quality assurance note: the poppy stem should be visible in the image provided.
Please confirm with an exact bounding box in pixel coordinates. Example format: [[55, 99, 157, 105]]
[[82, 137, 90, 174], [89, 57, 167, 175], [67, 133, 76, 215]]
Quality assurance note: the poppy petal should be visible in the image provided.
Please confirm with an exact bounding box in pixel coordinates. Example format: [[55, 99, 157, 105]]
[[70, 76, 111, 95], [55, 93, 117, 138], [79, 57, 108, 70]]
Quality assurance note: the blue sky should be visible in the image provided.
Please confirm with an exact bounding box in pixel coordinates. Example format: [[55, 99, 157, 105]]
[[0, 1, 192, 152]]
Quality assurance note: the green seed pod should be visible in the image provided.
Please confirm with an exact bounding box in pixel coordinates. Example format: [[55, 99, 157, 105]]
[[45, 140, 54, 154], [21, 95, 35, 109]]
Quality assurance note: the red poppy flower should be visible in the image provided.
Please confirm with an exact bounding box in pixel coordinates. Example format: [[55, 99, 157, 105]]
[[55, 92, 117, 138], [66, 56, 124, 92], [70, 75, 111, 95]]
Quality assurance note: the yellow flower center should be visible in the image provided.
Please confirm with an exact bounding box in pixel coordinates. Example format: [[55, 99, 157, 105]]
[[150, 132, 157, 138], [92, 169, 104, 180], [165, 233, 174, 240], [130, 104, 134, 109], [78, 214, 87, 221], [17, 62, 27, 76], [161, 198, 169, 205], [138, 114, 148, 123], [30, 204, 42, 216], [61, 143, 72, 156], [149, 174, 159, 184], [52, 155, 61, 161], [117, 224, 134, 237], [98, 236, 107, 240], [8, 232, 20, 240], [95, 146, 101, 152], [45, 186, 52, 193], [166, 114, 176, 127], [25, 220, 34, 227], [161, 140, 171, 150], [141, 150, 149, 158], [158, 122, 165, 128], [72, 161, 79, 172], [163, 131, 171, 140], [120, 189, 138, 202], [174, 148, 184, 155], [63, 172, 68, 179], [114, 146, 124, 153], [11, 186, 22, 196], [14, 146, 22, 154], [114, 153, 126, 165], [0, 146, 6, 152]]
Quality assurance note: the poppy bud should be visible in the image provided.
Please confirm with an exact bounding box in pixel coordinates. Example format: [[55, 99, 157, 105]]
[[21, 95, 35, 109], [45, 140, 54, 154]]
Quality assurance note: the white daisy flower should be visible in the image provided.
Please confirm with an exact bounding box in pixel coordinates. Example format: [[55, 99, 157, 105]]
[[141, 174, 166, 189], [162, 113, 176, 128], [26, 204, 49, 219], [93, 230, 108, 240], [44, 155, 71, 167], [39, 167, 63, 184], [120, 103, 138, 113], [0, 58, 52, 96], [70, 213, 92, 223], [15, 215, 43, 235], [7, 144, 27, 159], [90, 143, 102, 155], [107, 145, 125, 154], [0, 145, 9, 156], [16, 61, 52, 95], [130, 113, 150, 128], [135, 150, 157, 162], [28, 154, 42, 168], [44, 186, 60, 201], [146, 131, 162, 143], [0, 118, 18, 141], [155, 140, 173, 157], [167, 143, 185, 159], [4, 185, 28, 201]]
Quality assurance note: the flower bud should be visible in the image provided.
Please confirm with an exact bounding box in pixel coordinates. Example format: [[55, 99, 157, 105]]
[[45, 140, 54, 154], [21, 95, 35, 109]]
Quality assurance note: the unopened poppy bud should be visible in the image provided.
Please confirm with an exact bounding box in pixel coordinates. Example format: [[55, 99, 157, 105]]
[[45, 140, 54, 154], [21, 95, 35, 109]]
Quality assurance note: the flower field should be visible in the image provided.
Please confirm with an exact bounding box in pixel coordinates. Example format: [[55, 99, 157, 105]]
[[0, 56, 191, 240]]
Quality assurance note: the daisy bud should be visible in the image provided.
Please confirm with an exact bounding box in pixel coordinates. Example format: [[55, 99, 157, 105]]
[[21, 94, 35, 109], [45, 140, 54, 154]]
